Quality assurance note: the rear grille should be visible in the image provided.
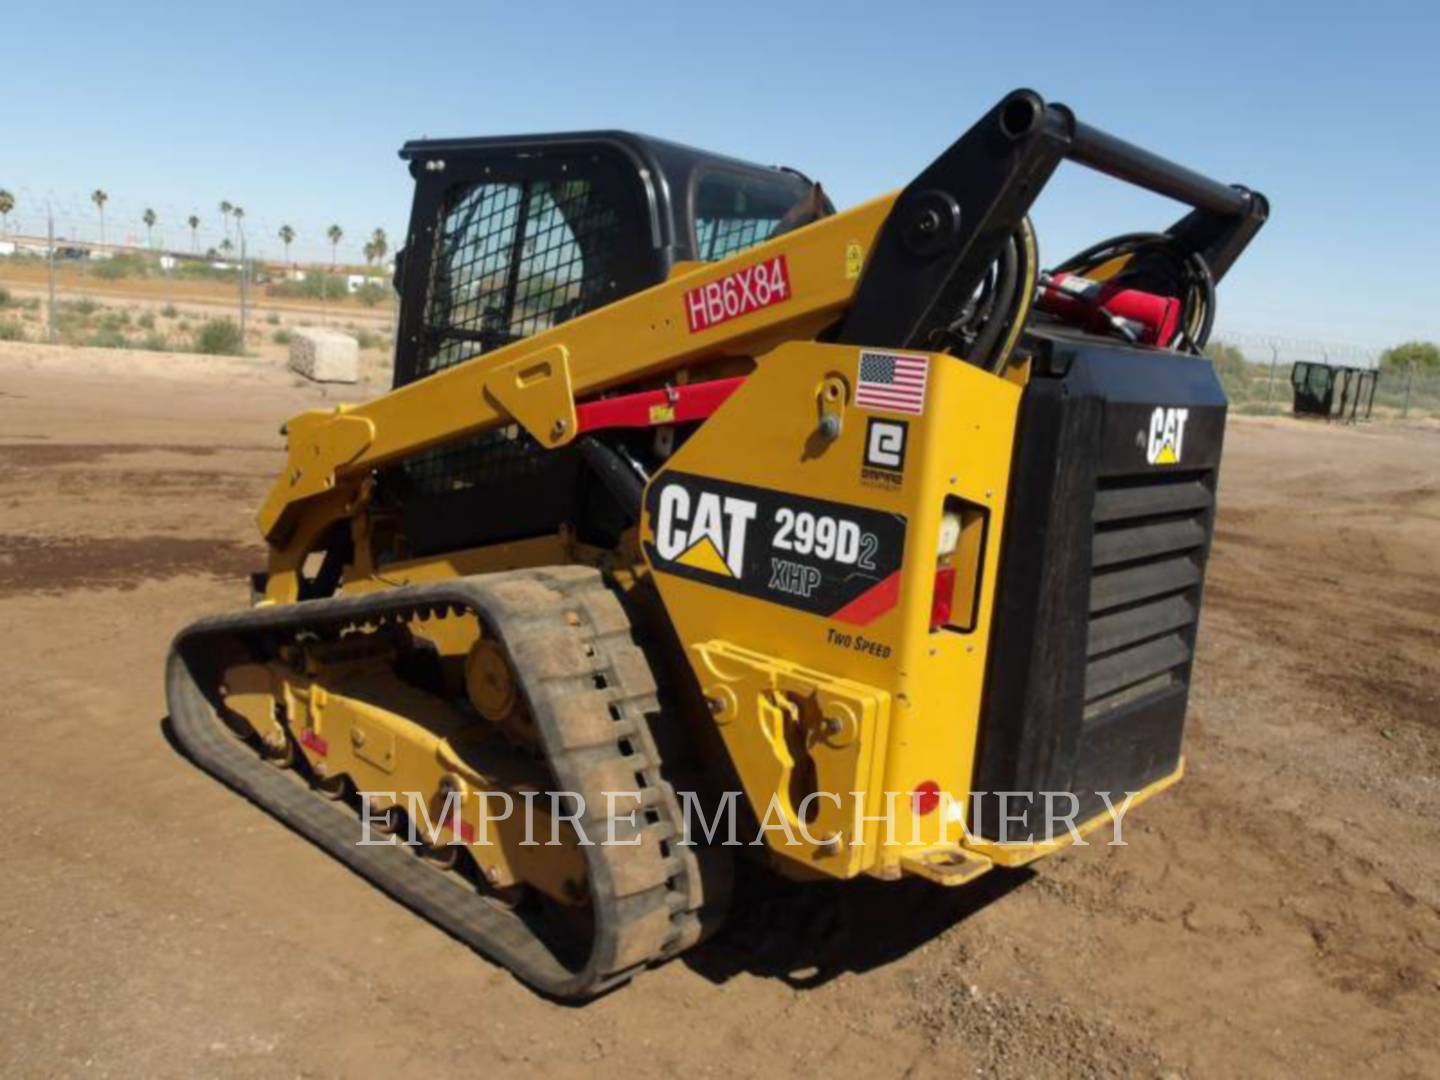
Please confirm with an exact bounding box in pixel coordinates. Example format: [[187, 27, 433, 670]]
[[1084, 470, 1214, 720]]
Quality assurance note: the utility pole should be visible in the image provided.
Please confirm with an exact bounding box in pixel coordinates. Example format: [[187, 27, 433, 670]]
[[46, 202, 57, 344]]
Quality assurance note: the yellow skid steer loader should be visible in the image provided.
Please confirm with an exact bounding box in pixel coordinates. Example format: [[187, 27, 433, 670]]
[[166, 89, 1267, 997]]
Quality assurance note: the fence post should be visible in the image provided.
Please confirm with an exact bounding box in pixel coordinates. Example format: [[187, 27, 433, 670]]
[[46, 203, 57, 344], [239, 235, 249, 343]]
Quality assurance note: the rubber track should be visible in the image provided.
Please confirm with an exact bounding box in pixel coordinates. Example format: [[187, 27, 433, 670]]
[[165, 567, 706, 999]]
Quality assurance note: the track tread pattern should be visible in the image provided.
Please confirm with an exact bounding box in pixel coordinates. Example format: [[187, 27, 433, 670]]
[[165, 567, 705, 999]]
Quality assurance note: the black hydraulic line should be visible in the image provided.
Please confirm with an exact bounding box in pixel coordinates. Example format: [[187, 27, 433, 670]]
[[968, 234, 1019, 368], [576, 436, 645, 518]]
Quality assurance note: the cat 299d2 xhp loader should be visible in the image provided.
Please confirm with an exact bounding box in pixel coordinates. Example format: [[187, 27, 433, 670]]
[[166, 90, 1267, 998]]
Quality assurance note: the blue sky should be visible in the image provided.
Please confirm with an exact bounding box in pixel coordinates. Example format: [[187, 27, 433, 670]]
[[2, 0, 1437, 347]]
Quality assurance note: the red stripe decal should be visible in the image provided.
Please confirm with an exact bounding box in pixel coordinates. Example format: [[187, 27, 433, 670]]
[[575, 377, 745, 434], [299, 729, 328, 756], [831, 571, 902, 626]]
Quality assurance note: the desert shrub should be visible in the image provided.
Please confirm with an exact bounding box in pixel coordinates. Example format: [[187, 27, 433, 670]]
[[0, 286, 10, 307], [194, 318, 244, 355], [89, 253, 149, 281], [85, 328, 129, 349], [139, 332, 171, 352], [96, 311, 130, 333], [267, 273, 349, 301], [272, 328, 292, 345], [265, 311, 280, 325], [354, 282, 388, 307], [0, 319, 23, 341], [137, 312, 156, 330], [62, 297, 100, 317], [176, 261, 240, 281], [160, 303, 178, 318]]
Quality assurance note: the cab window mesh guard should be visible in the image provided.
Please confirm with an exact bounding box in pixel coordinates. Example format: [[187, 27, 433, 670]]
[[415, 177, 622, 379], [694, 170, 808, 261]]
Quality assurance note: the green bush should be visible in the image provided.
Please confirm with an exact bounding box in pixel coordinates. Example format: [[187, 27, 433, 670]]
[[272, 328, 292, 345], [62, 297, 100, 317], [354, 282, 388, 307], [0, 319, 23, 341], [194, 318, 244, 355], [0, 286, 11, 307], [85, 328, 129, 349], [354, 328, 383, 350], [138, 312, 156, 330], [139, 332, 171, 352], [267, 273, 350, 301], [88, 253, 149, 281], [265, 311, 280, 325], [176, 260, 240, 282], [160, 303, 179, 318], [1379, 340, 1440, 373]]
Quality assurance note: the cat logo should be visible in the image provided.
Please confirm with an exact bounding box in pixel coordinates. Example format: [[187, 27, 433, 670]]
[[653, 483, 757, 579], [1146, 406, 1189, 466]]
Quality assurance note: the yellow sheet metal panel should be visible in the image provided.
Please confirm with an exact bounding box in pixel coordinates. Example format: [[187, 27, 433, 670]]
[[641, 340, 1021, 878]]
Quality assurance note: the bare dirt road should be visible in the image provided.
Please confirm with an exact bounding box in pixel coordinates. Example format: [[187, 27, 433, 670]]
[[1, 341, 1437, 1079]]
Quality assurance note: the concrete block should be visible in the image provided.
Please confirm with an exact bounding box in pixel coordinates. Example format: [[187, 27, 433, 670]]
[[289, 327, 359, 383]]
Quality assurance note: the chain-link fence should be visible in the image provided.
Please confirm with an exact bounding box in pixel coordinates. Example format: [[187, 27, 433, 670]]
[[0, 214, 399, 382], [1209, 333, 1440, 421]]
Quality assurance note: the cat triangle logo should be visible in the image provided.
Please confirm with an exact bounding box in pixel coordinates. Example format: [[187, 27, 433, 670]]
[[1146, 407, 1189, 466], [676, 535, 734, 577]]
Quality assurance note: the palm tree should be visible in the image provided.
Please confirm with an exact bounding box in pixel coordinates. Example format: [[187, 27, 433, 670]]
[[91, 189, 109, 245], [142, 208, 157, 248], [0, 190, 14, 234], [218, 238, 234, 258], [187, 214, 200, 253], [219, 200, 233, 239], [363, 227, 389, 266], [326, 224, 343, 268], [278, 224, 296, 264], [232, 206, 245, 241]]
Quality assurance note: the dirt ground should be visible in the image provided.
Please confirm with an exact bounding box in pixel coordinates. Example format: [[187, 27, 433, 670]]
[[1, 340, 1436, 1079]]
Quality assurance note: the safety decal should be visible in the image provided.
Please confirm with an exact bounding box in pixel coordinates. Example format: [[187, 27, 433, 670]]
[[855, 350, 929, 415], [1145, 406, 1189, 465], [684, 255, 791, 333], [644, 471, 907, 624]]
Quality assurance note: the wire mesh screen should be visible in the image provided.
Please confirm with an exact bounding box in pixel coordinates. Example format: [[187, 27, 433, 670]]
[[400, 425, 543, 497], [415, 177, 622, 379], [696, 217, 779, 261], [693, 169, 812, 262]]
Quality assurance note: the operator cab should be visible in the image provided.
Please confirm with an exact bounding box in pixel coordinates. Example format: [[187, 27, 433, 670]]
[[392, 132, 831, 388]]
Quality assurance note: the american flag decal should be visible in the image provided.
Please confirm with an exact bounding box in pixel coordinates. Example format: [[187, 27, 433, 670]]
[[855, 350, 929, 415]]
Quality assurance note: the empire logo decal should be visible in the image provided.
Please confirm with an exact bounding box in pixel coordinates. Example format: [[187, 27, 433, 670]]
[[860, 418, 907, 490], [645, 472, 907, 624], [1145, 407, 1189, 466]]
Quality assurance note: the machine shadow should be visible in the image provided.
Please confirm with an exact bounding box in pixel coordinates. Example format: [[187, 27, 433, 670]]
[[682, 864, 1034, 990]]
